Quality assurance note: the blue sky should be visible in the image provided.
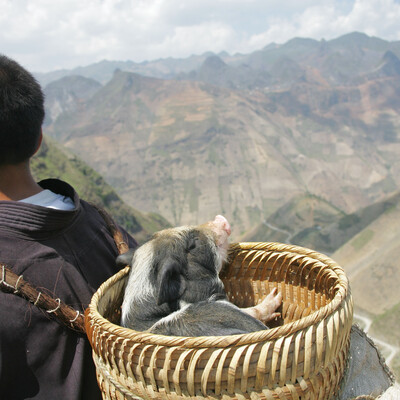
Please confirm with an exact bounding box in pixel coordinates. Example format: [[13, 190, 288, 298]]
[[1, 0, 400, 73]]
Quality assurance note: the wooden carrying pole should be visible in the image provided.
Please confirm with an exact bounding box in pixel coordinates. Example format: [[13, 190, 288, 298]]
[[0, 264, 85, 333]]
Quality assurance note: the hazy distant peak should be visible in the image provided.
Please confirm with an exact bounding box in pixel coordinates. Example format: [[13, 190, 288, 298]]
[[108, 69, 161, 95], [283, 37, 319, 50], [201, 55, 227, 71], [378, 50, 400, 76], [45, 74, 102, 89], [111, 69, 158, 82], [337, 31, 370, 42], [262, 42, 279, 51], [330, 31, 388, 50], [270, 56, 304, 81], [382, 50, 400, 65], [217, 51, 230, 58], [43, 74, 103, 126], [200, 51, 216, 58]]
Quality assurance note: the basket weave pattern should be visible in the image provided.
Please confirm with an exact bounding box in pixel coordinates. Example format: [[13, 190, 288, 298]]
[[85, 242, 353, 400]]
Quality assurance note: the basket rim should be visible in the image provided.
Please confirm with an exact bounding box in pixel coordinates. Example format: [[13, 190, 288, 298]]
[[85, 241, 351, 349]]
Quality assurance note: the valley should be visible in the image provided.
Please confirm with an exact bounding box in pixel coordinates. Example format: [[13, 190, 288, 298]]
[[36, 31, 400, 378]]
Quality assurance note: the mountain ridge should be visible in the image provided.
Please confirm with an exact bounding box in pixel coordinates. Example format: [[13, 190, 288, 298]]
[[35, 31, 400, 87]]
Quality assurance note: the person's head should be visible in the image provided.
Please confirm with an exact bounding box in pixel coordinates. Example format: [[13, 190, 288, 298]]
[[0, 55, 44, 166]]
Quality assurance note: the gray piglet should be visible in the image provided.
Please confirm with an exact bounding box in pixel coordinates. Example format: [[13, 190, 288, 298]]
[[119, 215, 281, 336]]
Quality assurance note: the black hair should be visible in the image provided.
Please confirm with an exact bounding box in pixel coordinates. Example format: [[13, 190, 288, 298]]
[[0, 54, 45, 165]]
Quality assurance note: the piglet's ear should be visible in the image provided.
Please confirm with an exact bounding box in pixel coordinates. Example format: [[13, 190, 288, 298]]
[[116, 248, 136, 267], [157, 258, 185, 306]]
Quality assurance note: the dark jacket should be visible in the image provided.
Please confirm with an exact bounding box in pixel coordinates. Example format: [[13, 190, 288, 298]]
[[0, 179, 137, 399]]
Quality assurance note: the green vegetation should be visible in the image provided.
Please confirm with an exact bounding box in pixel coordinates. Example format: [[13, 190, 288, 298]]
[[207, 146, 225, 166], [339, 214, 361, 230], [351, 229, 374, 251], [31, 136, 170, 243]]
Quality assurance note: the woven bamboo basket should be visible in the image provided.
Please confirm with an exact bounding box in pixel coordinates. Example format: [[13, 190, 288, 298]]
[[85, 242, 353, 400]]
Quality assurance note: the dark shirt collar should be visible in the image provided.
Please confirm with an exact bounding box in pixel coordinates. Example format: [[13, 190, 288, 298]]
[[0, 179, 81, 240]]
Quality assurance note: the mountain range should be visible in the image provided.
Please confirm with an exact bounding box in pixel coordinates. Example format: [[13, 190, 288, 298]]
[[37, 31, 400, 375], [42, 32, 400, 238], [35, 32, 400, 87]]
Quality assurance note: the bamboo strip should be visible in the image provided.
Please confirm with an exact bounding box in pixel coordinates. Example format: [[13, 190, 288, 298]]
[[85, 242, 353, 400]]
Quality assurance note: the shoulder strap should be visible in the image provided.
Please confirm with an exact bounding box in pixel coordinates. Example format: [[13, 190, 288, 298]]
[[90, 203, 130, 254], [0, 206, 128, 334]]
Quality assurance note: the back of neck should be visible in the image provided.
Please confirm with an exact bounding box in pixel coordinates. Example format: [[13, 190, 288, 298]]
[[0, 162, 43, 201]]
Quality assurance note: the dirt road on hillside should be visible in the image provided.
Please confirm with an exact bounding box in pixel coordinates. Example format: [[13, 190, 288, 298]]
[[354, 313, 399, 367], [263, 221, 294, 243]]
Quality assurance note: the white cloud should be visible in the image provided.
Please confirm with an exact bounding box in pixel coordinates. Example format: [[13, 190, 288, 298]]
[[248, 0, 400, 47], [0, 0, 399, 72], [160, 23, 233, 57], [336, 0, 400, 38]]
